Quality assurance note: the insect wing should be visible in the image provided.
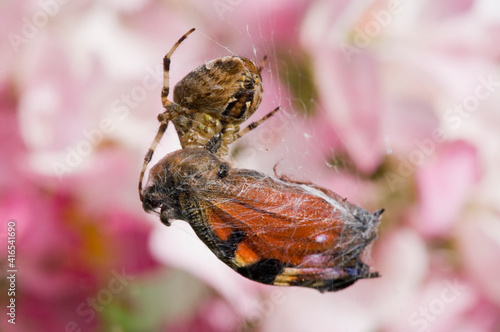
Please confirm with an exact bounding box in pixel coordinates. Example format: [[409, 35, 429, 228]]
[[189, 170, 380, 291]]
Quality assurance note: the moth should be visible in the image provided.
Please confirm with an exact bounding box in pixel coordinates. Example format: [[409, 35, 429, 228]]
[[141, 148, 383, 292]]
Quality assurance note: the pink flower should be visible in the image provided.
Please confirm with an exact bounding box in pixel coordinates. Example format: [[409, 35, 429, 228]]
[[458, 212, 500, 308], [299, 0, 385, 174], [411, 140, 481, 238], [167, 298, 240, 332]]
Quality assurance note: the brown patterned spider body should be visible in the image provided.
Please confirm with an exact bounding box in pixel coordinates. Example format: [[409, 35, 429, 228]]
[[168, 55, 264, 155], [139, 28, 279, 200]]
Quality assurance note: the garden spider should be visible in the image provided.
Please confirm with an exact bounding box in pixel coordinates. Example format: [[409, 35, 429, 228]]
[[139, 28, 279, 201]]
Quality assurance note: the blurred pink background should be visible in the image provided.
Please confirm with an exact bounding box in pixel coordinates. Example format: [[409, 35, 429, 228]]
[[1, 0, 500, 331]]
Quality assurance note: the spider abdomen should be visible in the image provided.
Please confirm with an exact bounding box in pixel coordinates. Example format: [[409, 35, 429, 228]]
[[173, 56, 263, 119], [170, 56, 263, 154]]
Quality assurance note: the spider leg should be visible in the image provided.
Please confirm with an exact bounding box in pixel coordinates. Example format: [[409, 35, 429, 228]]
[[162, 28, 195, 107], [140, 28, 195, 201], [139, 123, 168, 201], [257, 55, 268, 74], [205, 132, 223, 154], [235, 106, 280, 140], [139, 105, 202, 200], [204, 107, 280, 154]]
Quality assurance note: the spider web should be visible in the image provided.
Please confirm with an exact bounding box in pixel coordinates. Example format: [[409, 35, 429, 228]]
[[201, 22, 328, 181]]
